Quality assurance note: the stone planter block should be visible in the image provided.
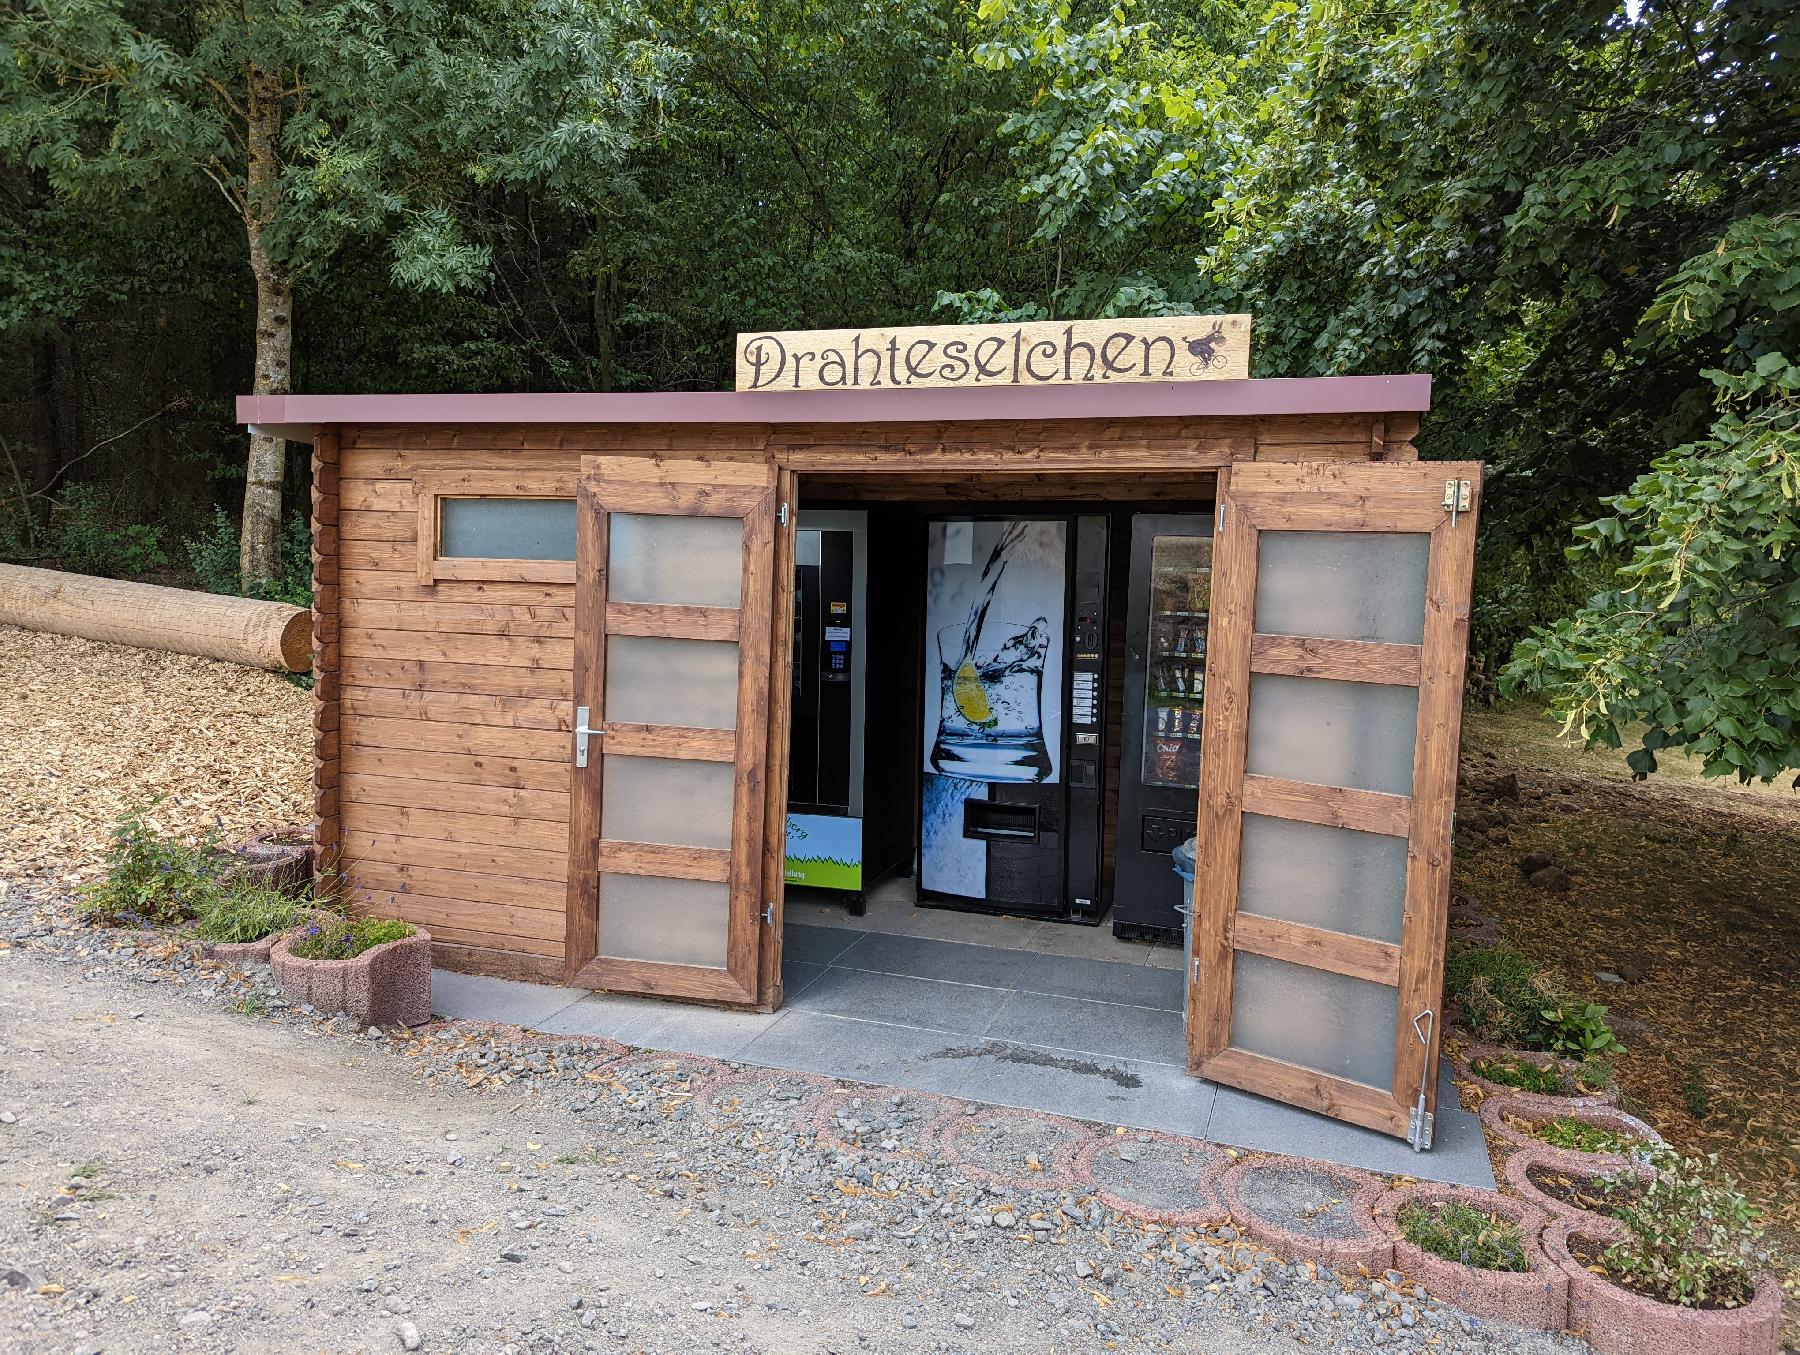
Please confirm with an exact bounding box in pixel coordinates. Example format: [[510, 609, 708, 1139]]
[[219, 826, 315, 893], [1478, 1094, 1661, 1168], [1503, 1145, 1655, 1225], [1215, 1155, 1392, 1273], [1373, 1182, 1566, 1332], [271, 926, 432, 1027], [1543, 1217, 1781, 1355], [1453, 1041, 1618, 1111]]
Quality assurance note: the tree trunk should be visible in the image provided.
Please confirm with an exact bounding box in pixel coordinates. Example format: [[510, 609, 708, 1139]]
[[594, 267, 617, 392], [23, 338, 59, 537], [240, 63, 292, 587]]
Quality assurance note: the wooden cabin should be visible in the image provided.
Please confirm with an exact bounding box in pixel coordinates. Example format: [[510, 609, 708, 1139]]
[[239, 370, 1479, 1146]]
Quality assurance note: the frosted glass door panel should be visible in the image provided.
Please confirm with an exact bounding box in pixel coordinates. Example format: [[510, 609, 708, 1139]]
[[602, 756, 733, 850], [440, 498, 577, 560], [609, 514, 743, 607], [1254, 532, 1428, 644], [605, 636, 739, 729], [1230, 952, 1399, 1089], [596, 874, 729, 968], [1246, 673, 1418, 796], [1237, 814, 1409, 943]]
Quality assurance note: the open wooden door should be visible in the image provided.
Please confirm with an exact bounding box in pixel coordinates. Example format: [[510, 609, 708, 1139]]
[[1188, 461, 1481, 1146], [565, 457, 779, 1005]]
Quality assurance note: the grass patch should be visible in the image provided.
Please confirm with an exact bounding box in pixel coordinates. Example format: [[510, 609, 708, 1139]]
[[1533, 1115, 1639, 1156], [1470, 1055, 1566, 1096], [1397, 1199, 1530, 1272], [288, 916, 415, 960], [1444, 943, 1561, 1050], [194, 882, 308, 943]]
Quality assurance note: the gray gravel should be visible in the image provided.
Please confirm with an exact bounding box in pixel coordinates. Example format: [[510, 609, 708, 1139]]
[[1236, 1163, 1367, 1241], [0, 887, 1592, 1354]]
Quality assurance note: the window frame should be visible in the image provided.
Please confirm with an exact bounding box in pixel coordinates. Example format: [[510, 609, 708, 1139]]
[[413, 470, 579, 584]]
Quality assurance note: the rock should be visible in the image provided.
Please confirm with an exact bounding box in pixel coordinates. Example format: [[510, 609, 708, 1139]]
[[1074, 1260, 1093, 1280], [993, 1210, 1015, 1229], [1595, 971, 1624, 984], [500, 1249, 524, 1263], [953, 1313, 974, 1330], [178, 1309, 214, 1328], [1518, 849, 1557, 877], [1617, 960, 1651, 983], [0, 1112, 15, 1125], [0, 1267, 37, 1290], [395, 1319, 422, 1350], [1527, 865, 1573, 892]]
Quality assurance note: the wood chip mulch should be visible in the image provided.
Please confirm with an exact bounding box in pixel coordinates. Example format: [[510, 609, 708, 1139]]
[[0, 625, 312, 887]]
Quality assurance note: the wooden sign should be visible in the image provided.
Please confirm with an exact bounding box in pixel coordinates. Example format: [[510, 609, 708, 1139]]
[[735, 315, 1250, 392]]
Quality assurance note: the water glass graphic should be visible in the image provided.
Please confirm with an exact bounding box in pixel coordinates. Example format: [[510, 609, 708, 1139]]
[[930, 620, 1052, 782]]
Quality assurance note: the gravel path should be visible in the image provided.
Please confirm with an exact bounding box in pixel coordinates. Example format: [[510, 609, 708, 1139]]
[[0, 894, 1590, 1355]]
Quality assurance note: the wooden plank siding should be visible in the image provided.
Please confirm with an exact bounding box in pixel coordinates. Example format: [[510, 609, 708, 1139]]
[[323, 410, 1411, 984]]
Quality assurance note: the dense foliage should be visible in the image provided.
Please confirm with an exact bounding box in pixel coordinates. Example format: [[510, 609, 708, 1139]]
[[3, 0, 1796, 776]]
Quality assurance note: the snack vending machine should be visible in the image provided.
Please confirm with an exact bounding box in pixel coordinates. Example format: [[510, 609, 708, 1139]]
[[785, 511, 868, 903], [1112, 512, 1215, 941]]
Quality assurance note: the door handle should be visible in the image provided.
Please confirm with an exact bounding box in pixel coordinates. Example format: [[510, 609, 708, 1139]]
[[574, 705, 603, 768]]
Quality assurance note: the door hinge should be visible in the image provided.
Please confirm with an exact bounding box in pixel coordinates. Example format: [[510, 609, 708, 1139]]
[[1408, 1008, 1436, 1152], [777, 502, 790, 527], [1441, 478, 1472, 527], [1215, 502, 1226, 531], [573, 705, 602, 768], [1191, 956, 1200, 984], [762, 903, 775, 926]]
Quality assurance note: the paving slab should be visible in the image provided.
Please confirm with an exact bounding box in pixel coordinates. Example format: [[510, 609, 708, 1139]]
[[834, 931, 1185, 1011], [735, 1009, 971, 1096], [788, 964, 1012, 1037], [926, 1037, 1216, 1137], [1207, 1063, 1492, 1188], [982, 989, 1188, 1067], [430, 970, 584, 1028], [782, 923, 865, 968]]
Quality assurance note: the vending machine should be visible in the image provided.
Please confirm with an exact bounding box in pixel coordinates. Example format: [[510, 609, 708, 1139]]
[[785, 511, 868, 903], [1112, 512, 1215, 941], [917, 515, 1109, 921]]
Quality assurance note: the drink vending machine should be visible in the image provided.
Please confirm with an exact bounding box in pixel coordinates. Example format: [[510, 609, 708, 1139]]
[[917, 515, 1109, 921], [1112, 512, 1215, 941]]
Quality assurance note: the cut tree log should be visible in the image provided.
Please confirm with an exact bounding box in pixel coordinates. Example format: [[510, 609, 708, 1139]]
[[0, 565, 312, 673]]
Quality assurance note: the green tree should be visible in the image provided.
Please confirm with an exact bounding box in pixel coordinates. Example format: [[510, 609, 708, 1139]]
[[1506, 218, 1800, 784], [2, 0, 675, 585]]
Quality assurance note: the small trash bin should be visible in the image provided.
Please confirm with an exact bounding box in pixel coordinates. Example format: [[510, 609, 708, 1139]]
[[1171, 836, 1197, 996]]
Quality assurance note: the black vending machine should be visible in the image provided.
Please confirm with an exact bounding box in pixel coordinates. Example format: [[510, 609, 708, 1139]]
[[1113, 511, 1215, 941], [785, 511, 869, 909], [918, 514, 1109, 921]]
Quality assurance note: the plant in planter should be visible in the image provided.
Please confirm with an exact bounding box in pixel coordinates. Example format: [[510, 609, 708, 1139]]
[[1546, 1148, 1780, 1355], [1479, 1094, 1661, 1168], [218, 825, 315, 893], [1398, 1199, 1530, 1272], [1539, 999, 1624, 1060], [1535, 1114, 1639, 1156], [1374, 1183, 1566, 1330], [271, 916, 432, 1028], [1454, 1042, 1618, 1110]]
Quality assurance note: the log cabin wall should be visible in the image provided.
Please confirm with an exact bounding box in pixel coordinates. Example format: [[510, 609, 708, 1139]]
[[321, 410, 1417, 982]]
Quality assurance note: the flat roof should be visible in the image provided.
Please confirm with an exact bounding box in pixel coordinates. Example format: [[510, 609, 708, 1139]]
[[237, 374, 1430, 441]]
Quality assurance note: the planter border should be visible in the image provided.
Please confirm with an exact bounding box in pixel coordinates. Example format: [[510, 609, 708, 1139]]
[[270, 924, 432, 1028], [938, 1106, 1101, 1193], [1215, 1154, 1392, 1271], [1068, 1130, 1230, 1226], [1502, 1144, 1655, 1227], [1453, 1041, 1618, 1111], [1543, 1216, 1781, 1355], [1373, 1181, 1566, 1332], [1479, 1093, 1661, 1167]]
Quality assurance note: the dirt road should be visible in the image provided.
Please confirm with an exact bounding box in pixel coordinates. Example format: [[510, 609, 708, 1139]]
[[0, 949, 1338, 1355]]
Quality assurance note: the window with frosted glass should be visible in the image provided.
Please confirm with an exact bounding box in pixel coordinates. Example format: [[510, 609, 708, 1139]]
[[1246, 673, 1418, 796], [1230, 952, 1398, 1089], [596, 874, 729, 968], [439, 498, 577, 560], [609, 513, 743, 608], [1237, 814, 1409, 943], [1254, 531, 1428, 645]]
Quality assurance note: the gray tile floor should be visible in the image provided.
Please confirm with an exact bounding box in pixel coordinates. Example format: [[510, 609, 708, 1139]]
[[431, 908, 1495, 1187]]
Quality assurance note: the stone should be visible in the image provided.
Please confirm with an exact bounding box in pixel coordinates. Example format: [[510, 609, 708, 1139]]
[[1518, 849, 1556, 877], [395, 1319, 422, 1350], [1526, 865, 1572, 892], [178, 1309, 214, 1328], [0, 1112, 14, 1125], [953, 1313, 974, 1330]]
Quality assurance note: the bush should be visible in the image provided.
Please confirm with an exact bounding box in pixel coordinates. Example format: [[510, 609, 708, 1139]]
[[288, 916, 415, 960], [1602, 1147, 1765, 1307], [77, 805, 220, 925], [182, 507, 312, 607], [46, 485, 167, 579], [1539, 1000, 1624, 1058], [193, 883, 308, 944], [1398, 1200, 1529, 1272], [1444, 943, 1562, 1049]]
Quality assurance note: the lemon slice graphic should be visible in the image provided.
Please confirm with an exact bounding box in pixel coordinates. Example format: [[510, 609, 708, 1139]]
[[953, 662, 994, 726]]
